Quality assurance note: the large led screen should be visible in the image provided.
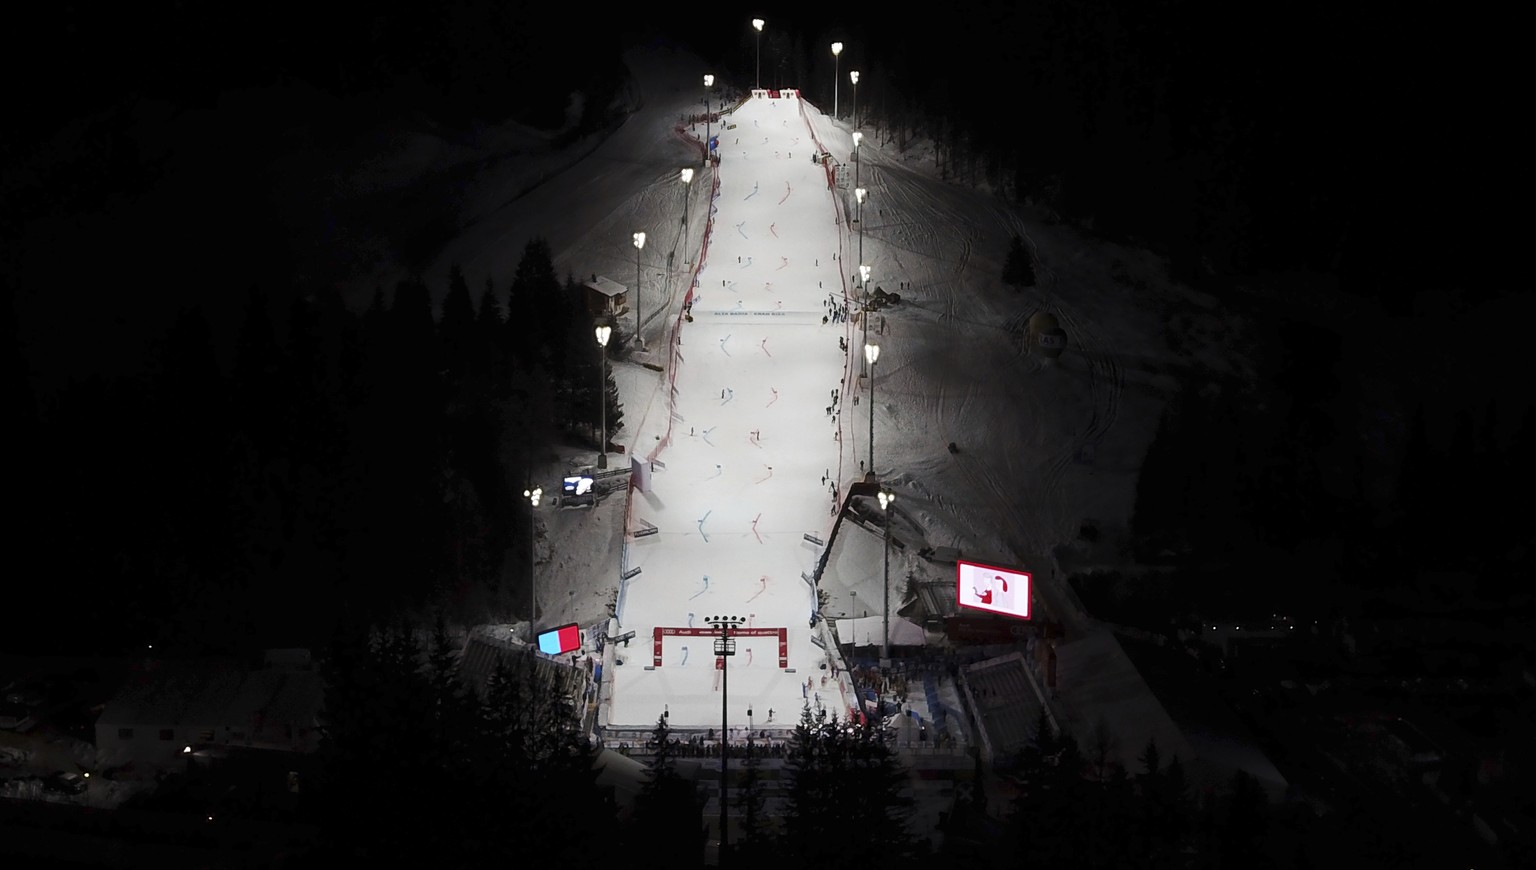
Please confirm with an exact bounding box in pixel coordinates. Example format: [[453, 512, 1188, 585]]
[[537, 622, 582, 655], [956, 560, 1031, 620]]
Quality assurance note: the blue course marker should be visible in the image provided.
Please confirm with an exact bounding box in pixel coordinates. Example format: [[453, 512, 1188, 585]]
[[680, 645, 689, 666], [697, 510, 711, 542], [690, 576, 710, 600]]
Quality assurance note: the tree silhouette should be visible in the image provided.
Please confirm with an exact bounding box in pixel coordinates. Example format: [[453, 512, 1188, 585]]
[[782, 703, 921, 867], [1002, 234, 1038, 289], [626, 714, 707, 866]]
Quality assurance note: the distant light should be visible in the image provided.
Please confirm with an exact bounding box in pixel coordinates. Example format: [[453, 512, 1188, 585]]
[[850, 70, 860, 85], [183, 746, 192, 753]]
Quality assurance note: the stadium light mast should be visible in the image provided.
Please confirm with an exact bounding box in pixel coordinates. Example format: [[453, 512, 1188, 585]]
[[855, 187, 867, 264], [709, 614, 746, 864], [523, 485, 542, 641], [753, 19, 765, 90], [850, 69, 860, 128], [831, 42, 843, 118], [865, 342, 880, 475], [632, 232, 646, 349], [595, 325, 611, 468], [859, 264, 872, 379], [680, 169, 693, 228], [703, 74, 715, 166], [878, 488, 895, 669], [852, 131, 862, 196]]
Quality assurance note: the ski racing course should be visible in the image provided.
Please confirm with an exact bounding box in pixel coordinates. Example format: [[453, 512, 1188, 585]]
[[605, 89, 862, 735]]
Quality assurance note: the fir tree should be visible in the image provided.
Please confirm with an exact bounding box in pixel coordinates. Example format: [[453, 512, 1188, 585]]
[[439, 262, 477, 382], [783, 703, 922, 867], [627, 714, 707, 867], [1002, 234, 1038, 289]]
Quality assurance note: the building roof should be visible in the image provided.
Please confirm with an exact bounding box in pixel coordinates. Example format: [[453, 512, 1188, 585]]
[[457, 627, 590, 703], [835, 615, 929, 648], [585, 276, 628, 298]]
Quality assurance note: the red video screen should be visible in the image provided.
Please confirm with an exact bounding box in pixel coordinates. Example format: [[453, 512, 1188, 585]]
[[956, 560, 1031, 620]]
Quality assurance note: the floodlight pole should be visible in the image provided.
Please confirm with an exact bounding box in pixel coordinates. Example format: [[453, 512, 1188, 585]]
[[680, 169, 693, 228], [524, 485, 542, 642], [703, 74, 715, 166], [858, 265, 871, 378], [832, 42, 843, 119], [753, 19, 765, 90], [852, 131, 862, 199], [595, 325, 611, 468], [865, 343, 879, 475], [878, 489, 895, 669], [855, 187, 866, 265], [633, 232, 646, 349], [708, 614, 745, 865], [850, 69, 860, 129]]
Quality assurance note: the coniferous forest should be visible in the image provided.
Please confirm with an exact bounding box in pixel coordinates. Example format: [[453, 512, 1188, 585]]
[[10, 241, 622, 656]]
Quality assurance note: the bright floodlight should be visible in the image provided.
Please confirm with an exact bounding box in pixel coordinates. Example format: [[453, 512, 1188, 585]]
[[633, 232, 645, 250], [753, 18, 764, 31], [595, 325, 611, 347], [864, 343, 880, 365], [878, 490, 895, 510], [856, 187, 867, 204], [680, 167, 693, 185], [832, 42, 842, 56], [524, 486, 542, 507], [850, 70, 860, 85], [852, 131, 862, 147], [860, 264, 871, 284], [704, 73, 714, 88]]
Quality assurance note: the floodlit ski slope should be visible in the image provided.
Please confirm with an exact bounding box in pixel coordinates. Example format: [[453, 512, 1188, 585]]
[[609, 91, 858, 732]]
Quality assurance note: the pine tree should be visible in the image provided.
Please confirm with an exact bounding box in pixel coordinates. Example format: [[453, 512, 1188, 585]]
[[1002, 234, 1038, 289], [627, 714, 707, 866], [505, 238, 563, 371], [734, 735, 778, 867], [439, 263, 476, 382], [783, 703, 922, 867]]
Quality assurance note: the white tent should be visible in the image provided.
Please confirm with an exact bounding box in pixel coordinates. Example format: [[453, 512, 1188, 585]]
[[835, 615, 928, 648]]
